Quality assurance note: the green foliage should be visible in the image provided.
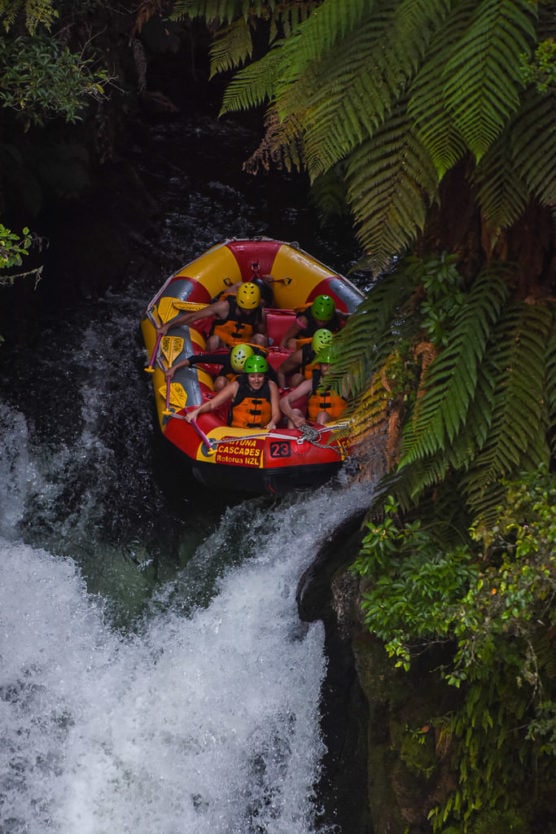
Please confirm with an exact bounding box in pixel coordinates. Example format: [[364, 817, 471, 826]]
[[0, 0, 58, 34], [0, 35, 109, 126], [510, 90, 556, 209], [399, 268, 510, 465], [355, 470, 556, 831], [442, 0, 536, 161], [354, 496, 478, 671], [178, 0, 553, 271], [0, 223, 31, 270], [416, 253, 466, 347], [520, 37, 556, 91], [340, 255, 555, 523]]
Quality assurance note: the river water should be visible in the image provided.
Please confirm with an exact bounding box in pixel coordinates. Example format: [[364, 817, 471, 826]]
[[0, 111, 371, 833]]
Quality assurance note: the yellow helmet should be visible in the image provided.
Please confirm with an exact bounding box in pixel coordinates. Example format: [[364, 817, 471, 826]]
[[230, 343, 254, 372], [312, 328, 333, 353], [237, 282, 261, 310]]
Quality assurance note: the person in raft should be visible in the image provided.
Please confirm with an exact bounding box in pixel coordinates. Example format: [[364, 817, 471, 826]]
[[279, 294, 349, 351], [165, 343, 278, 391], [185, 354, 281, 431], [277, 327, 334, 388], [279, 346, 348, 428], [158, 282, 267, 350]]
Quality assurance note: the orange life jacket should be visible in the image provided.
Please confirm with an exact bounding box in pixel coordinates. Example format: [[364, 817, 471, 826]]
[[212, 297, 263, 347], [307, 370, 347, 422], [230, 377, 273, 428]]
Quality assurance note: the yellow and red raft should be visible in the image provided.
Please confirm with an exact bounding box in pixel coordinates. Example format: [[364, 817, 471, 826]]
[[140, 237, 364, 494]]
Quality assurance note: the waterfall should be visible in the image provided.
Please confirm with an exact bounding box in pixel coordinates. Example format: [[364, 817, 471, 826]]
[[0, 480, 369, 834]]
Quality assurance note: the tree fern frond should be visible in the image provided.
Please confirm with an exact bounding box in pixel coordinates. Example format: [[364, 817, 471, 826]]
[[344, 106, 439, 273], [407, 0, 481, 177], [285, 2, 401, 178], [292, 0, 454, 179], [220, 46, 282, 111], [242, 105, 304, 173], [171, 0, 244, 26], [271, 1, 320, 39], [547, 312, 556, 458], [399, 269, 511, 465], [329, 263, 422, 392], [309, 167, 349, 220], [443, 0, 537, 161], [273, 0, 371, 84], [381, 454, 453, 512], [474, 130, 530, 235], [462, 301, 553, 509], [408, 54, 469, 179], [209, 17, 253, 76], [511, 91, 556, 208]]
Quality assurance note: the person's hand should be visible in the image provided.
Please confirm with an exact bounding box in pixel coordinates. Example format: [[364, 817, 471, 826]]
[[265, 422, 276, 431], [292, 414, 306, 429], [164, 366, 175, 379], [157, 322, 170, 336], [185, 408, 201, 423]]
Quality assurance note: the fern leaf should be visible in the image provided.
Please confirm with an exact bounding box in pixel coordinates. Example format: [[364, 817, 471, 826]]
[[171, 0, 243, 25], [462, 301, 553, 511], [209, 17, 253, 76], [547, 312, 556, 459], [443, 0, 537, 161], [511, 90, 556, 209], [242, 105, 305, 173], [293, 0, 454, 179], [399, 270, 511, 465], [408, 0, 477, 176], [474, 129, 530, 235], [274, 0, 370, 83], [220, 46, 282, 111], [344, 106, 439, 273], [328, 263, 422, 393]]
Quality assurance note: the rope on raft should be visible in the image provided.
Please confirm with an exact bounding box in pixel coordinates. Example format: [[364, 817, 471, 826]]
[[165, 412, 348, 448]]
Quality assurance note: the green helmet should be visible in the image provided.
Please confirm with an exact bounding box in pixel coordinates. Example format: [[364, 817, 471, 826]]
[[230, 343, 254, 372], [243, 354, 269, 374], [312, 328, 333, 354], [311, 294, 335, 322], [315, 346, 336, 365]]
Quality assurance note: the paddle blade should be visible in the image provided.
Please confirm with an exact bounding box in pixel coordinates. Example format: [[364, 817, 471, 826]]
[[157, 297, 208, 323], [161, 335, 184, 367], [158, 382, 187, 410]]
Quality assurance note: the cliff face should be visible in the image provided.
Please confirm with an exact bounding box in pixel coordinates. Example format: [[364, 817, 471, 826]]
[[298, 514, 463, 834]]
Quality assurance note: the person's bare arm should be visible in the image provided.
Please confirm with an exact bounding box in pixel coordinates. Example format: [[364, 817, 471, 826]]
[[165, 357, 191, 378], [266, 381, 281, 430], [279, 319, 304, 347], [277, 348, 302, 387], [158, 299, 229, 335], [279, 379, 311, 428], [185, 380, 238, 423]]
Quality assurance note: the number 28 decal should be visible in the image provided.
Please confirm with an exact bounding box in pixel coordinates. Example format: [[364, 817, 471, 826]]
[[269, 441, 291, 458]]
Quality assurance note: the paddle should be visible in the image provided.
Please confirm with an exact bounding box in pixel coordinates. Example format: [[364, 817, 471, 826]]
[[144, 330, 162, 373], [156, 297, 209, 324], [189, 418, 217, 455], [159, 382, 187, 413], [156, 336, 186, 414], [162, 408, 217, 455], [160, 335, 184, 367]]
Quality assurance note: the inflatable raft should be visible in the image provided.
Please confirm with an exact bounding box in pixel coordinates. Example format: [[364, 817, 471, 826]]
[[140, 237, 364, 494]]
